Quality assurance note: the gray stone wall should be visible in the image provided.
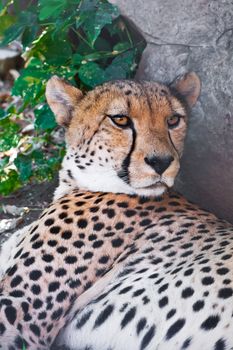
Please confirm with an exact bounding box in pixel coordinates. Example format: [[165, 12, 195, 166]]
[[113, 0, 233, 223]]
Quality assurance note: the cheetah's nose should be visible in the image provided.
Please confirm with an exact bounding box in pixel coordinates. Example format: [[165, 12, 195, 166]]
[[144, 155, 174, 175]]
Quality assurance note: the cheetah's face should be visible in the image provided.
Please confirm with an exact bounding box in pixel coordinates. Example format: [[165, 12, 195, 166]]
[[46, 73, 200, 197]]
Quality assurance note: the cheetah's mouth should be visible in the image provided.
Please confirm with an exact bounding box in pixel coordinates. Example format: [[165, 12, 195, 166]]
[[137, 181, 169, 190], [140, 181, 169, 190]]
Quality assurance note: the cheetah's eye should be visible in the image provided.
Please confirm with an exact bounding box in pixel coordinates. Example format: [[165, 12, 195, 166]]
[[167, 114, 181, 129], [107, 115, 131, 128]]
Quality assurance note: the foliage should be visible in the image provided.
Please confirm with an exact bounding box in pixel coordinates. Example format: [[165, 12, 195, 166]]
[[0, 0, 146, 195]]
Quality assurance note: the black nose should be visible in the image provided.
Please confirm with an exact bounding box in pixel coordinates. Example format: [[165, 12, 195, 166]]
[[144, 155, 174, 175]]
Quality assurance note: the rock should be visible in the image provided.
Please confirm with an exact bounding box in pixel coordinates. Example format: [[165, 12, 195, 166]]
[[112, 0, 233, 223]]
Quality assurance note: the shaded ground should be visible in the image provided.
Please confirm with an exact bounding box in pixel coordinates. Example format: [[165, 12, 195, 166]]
[[0, 178, 57, 245]]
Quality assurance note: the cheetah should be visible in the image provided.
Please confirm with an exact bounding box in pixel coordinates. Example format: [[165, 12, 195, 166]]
[[0, 72, 232, 350]]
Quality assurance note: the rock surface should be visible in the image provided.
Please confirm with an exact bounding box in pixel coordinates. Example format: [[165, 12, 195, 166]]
[[113, 0, 233, 223]]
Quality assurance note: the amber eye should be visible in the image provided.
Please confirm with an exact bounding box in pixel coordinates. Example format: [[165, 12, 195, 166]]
[[108, 115, 132, 128], [167, 114, 181, 129]]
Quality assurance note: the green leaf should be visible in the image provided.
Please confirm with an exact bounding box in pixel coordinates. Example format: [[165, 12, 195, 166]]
[[38, 0, 67, 21], [0, 14, 16, 38], [0, 108, 8, 120], [78, 62, 106, 87], [113, 42, 131, 52], [14, 155, 32, 182], [105, 49, 136, 80], [0, 170, 20, 196], [82, 2, 119, 46], [1, 11, 37, 46], [29, 31, 72, 65], [21, 24, 39, 48], [0, 118, 20, 152], [72, 53, 84, 65], [34, 105, 57, 130]]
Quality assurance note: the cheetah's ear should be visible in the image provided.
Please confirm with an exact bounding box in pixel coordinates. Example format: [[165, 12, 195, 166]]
[[46, 76, 83, 127], [170, 72, 201, 108]]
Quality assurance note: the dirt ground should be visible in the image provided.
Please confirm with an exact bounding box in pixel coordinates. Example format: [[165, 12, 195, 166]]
[[0, 178, 58, 245]]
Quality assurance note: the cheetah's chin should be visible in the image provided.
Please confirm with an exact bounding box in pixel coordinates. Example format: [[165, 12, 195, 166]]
[[134, 182, 168, 197]]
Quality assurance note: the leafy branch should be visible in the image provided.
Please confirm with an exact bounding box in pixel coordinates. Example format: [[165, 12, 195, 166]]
[[0, 0, 146, 195]]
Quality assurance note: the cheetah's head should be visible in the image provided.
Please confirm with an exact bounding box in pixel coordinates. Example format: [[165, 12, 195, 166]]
[[46, 73, 200, 198]]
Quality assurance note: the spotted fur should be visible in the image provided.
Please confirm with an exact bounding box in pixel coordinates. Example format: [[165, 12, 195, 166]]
[[0, 73, 217, 350]]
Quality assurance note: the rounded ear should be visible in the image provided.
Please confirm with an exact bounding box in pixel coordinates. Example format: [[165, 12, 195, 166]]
[[46, 76, 83, 127], [170, 72, 201, 108]]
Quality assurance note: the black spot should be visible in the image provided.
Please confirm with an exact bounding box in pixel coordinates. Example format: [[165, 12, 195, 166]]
[[133, 288, 145, 297], [121, 307, 136, 328], [119, 286, 133, 294], [44, 218, 54, 226], [5, 306, 17, 325], [69, 279, 81, 288], [140, 219, 152, 226], [140, 325, 156, 350], [158, 283, 169, 293], [90, 206, 99, 213], [182, 287, 194, 298], [30, 234, 39, 243], [51, 307, 63, 320], [50, 226, 61, 234], [38, 312, 47, 320], [0, 322, 6, 335], [76, 310, 93, 329], [83, 252, 93, 260], [65, 255, 77, 264], [93, 304, 114, 328], [166, 309, 176, 320], [181, 337, 192, 349], [117, 202, 128, 208], [218, 288, 233, 299], [159, 296, 168, 308], [214, 338, 226, 350], [47, 240, 57, 247], [31, 284, 41, 295], [57, 246, 67, 254], [192, 300, 205, 312], [184, 268, 193, 276], [202, 276, 214, 285], [201, 315, 220, 330], [73, 240, 85, 248], [166, 319, 185, 340], [10, 275, 23, 288], [102, 208, 116, 218], [74, 210, 84, 216], [55, 268, 67, 277], [93, 222, 104, 231], [56, 291, 69, 303], [136, 318, 147, 335], [75, 266, 88, 274], [32, 240, 43, 249], [33, 299, 43, 309], [61, 230, 72, 239], [99, 255, 109, 264], [29, 270, 42, 281], [115, 222, 124, 230], [112, 237, 124, 247], [30, 323, 40, 337], [9, 290, 24, 298], [42, 254, 54, 263], [48, 281, 60, 292], [59, 212, 67, 219], [21, 303, 29, 315], [93, 240, 104, 248], [77, 219, 88, 228], [217, 267, 229, 275]]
